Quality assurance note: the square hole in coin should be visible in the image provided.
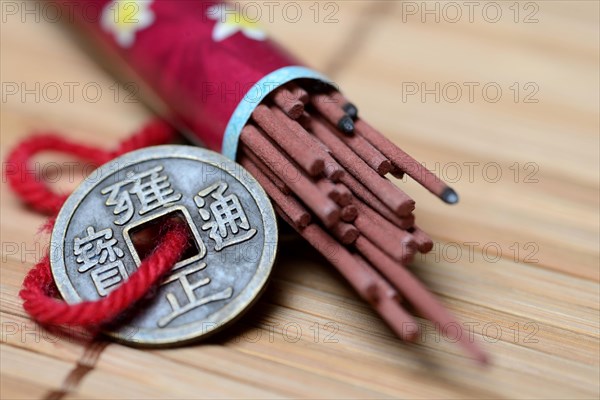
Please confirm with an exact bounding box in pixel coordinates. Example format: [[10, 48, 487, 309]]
[[127, 209, 200, 266]]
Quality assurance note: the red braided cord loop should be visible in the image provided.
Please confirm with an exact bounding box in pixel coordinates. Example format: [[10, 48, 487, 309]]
[[108, 119, 177, 158], [20, 223, 190, 326], [5, 120, 175, 215], [6, 119, 185, 327], [5, 135, 110, 215]]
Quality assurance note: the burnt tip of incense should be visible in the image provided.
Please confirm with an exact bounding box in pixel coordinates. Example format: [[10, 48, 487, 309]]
[[441, 187, 459, 204], [342, 103, 359, 120], [337, 115, 355, 134]]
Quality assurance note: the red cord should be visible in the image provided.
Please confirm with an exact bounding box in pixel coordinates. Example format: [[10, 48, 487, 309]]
[[5, 120, 175, 215], [20, 223, 189, 326], [6, 119, 186, 327]]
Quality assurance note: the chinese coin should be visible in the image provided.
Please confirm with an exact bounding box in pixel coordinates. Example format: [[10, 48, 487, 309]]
[[50, 145, 278, 345]]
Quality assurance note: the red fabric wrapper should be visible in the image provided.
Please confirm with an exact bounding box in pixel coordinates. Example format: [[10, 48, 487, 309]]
[[55, 0, 318, 152]]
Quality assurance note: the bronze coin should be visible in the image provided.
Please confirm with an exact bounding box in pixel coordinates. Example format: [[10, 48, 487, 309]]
[[50, 145, 278, 345]]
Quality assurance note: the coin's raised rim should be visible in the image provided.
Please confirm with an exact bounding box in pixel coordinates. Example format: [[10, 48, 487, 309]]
[[50, 145, 278, 345]]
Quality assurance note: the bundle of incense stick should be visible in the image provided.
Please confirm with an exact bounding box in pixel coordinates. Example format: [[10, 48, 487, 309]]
[[237, 83, 486, 364], [54, 0, 485, 363]]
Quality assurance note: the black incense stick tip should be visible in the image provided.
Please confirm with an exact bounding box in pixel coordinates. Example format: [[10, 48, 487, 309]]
[[337, 115, 355, 134], [342, 103, 359, 120], [441, 187, 459, 204]]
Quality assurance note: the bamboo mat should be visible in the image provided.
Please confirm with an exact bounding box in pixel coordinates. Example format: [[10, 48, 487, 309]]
[[1, 1, 599, 399]]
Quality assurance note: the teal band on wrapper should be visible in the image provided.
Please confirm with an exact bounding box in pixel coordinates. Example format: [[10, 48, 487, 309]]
[[221, 66, 333, 160]]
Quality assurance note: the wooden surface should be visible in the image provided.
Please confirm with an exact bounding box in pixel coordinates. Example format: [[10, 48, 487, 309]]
[[1, 1, 599, 399]]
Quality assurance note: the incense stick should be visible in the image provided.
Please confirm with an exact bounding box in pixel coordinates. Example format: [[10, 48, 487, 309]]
[[355, 119, 459, 204], [340, 205, 358, 222], [304, 114, 415, 217], [241, 145, 291, 195], [238, 86, 484, 363], [240, 156, 311, 229], [322, 118, 392, 175], [330, 91, 359, 120], [277, 212, 419, 342], [310, 93, 355, 134], [272, 86, 305, 119], [355, 236, 487, 364], [410, 226, 434, 253], [240, 125, 340, 227], [252, 105, 324, 177], [271, 106, 344, 182]]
